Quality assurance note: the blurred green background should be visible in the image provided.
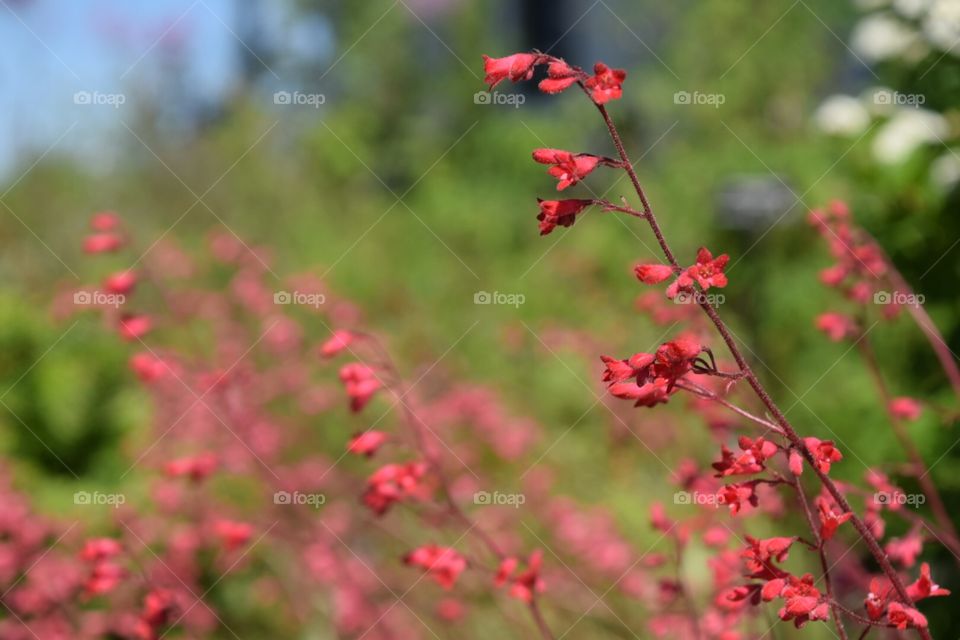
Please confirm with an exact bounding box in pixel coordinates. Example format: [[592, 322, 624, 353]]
[[1, 0, 959, 636]]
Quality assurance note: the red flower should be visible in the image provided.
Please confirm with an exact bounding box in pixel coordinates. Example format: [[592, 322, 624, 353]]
[[129, 352, 168, 382], [90, 211, 120, 232], [712, 437, 779, 477], [80, 538, 122, 562], [538, 59, 580, 94], [494, 557, 519, 587], [536, 198, 594, 235], [103, 270, 137, 295], [603, 336, 700, 407], [362, 461, 428, 515], [320, 329, 355, 358], [84, 232, 123, 254], [532, 148, 602, 190], [815, 496, 852, 540], [339, 362, 382, 412], [634, 263, 675, 285], [165, 453, 217, 482], [815, 312, 855, 342], [214, 519, 253, 551], [889, 396, 922, 421], [584, 63, 626, 105], [687, 248, 729, 290], [666, 248, 729, 298], [788, 449, 804, 476], [137, 588, 176, 640], [499, 550, 545, 603], [887, 602, 928, 630], [886, 532, 923, 568], [718, 482, 758, 515], [742, 535, 795, 577], [84, 560, 125, 596], [906, 562, 950, 600], [404, 545, 467, 590], [608, 377, 671, 407], [804, 437, 842, 474], [347, 430, 388, 457], [482, 53, 541, 89], [119, 314, 152, 341], [778, 574, 829, 627]]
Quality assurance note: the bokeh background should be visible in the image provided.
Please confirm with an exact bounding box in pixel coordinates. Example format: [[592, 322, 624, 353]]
[[1, 0, 959, 637]]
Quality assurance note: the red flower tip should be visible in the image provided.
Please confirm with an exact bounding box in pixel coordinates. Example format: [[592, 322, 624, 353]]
[[482, 53, 540, 89], [815, 312, 855, 342], [538, 59, 580, 94], [320, 329, 355, 358], [531, 149, 602, 190], [347, 430, 388, 457], [103, 270, 137, 295], [165, 452, 217, 482], [118, 314, 152, 341], [889, 396, 922, 421], [84, 232, 123, 254], [338, 362, 381, 412], [129, 352, 168, 382], [363, 461, 428, 515], [536, 198, 593, 235], [214, 519, 253, 551], [584, 62, 626, 105], [634, 263, 674, 285], [80, 538, 122, 562], [404, 544, 467, 590], [90, 211, 120, 232]]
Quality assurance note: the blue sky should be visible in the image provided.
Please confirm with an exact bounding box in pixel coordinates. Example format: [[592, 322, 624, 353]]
[[0, 0, 246, 178]]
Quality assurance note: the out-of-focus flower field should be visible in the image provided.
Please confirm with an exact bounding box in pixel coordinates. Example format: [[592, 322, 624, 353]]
[[1, 1, 960, 638]]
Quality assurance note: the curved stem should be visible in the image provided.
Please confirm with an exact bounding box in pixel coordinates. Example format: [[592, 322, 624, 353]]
[[591, 99, 932, 640], [856, 331, 960, 566]]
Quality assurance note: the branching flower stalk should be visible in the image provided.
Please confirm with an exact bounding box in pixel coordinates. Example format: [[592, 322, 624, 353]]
[[481, 51, 948, 638]]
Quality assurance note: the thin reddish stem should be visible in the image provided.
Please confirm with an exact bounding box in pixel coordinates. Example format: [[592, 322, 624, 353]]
[[590, 98, 932, 640]]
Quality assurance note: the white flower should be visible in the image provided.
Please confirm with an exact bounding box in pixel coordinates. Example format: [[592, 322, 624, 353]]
[[851, 13, 918, 61], [923, 0, 960, 53], [872, 109, 948, 164], [893, 0, 932, 18], [814, 95, 871, 136], [931, 152, 960, 188]]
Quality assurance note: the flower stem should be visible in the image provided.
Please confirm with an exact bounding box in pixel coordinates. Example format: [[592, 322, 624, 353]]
[[591, 99, 932, 640]]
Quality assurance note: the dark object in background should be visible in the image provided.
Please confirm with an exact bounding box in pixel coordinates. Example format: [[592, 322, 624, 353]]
[[715, 175, 797, 232]]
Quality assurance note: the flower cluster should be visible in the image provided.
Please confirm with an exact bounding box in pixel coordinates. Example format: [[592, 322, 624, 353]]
[[485, 49, 951, 639]]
